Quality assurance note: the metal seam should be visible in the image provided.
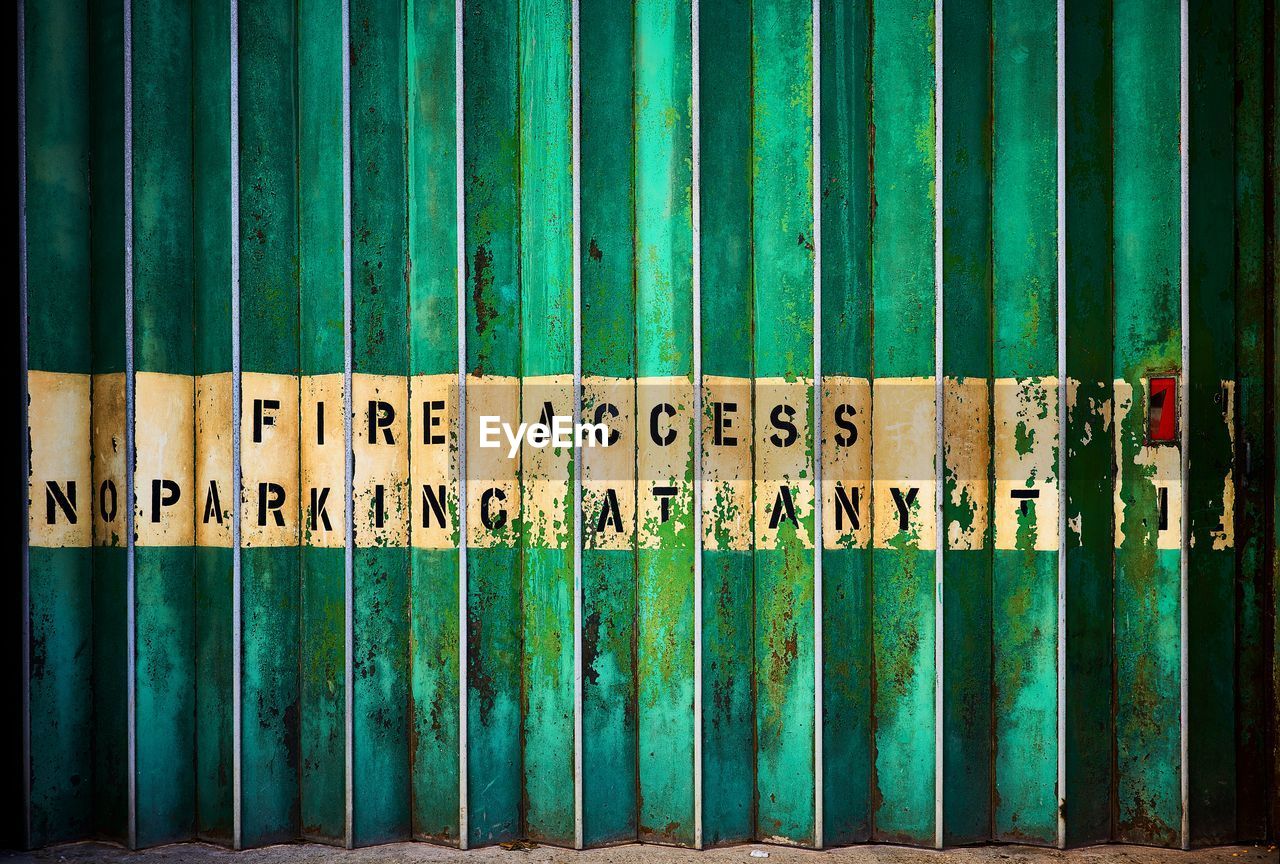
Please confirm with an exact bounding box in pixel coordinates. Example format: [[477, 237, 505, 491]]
[[123, 0, 138, 846], [230, 0, 243, 848], [455, 0, 468, 849], [341, 0, 354, 847], [571, 0, 584, 849], [1178, 0, 1191, 849], [691, 0, 704, 850], [812, 0, 823, 848], [18, 0, 32, 847], [933, 0, 945, 849], [1056, 0, 1068, 849]]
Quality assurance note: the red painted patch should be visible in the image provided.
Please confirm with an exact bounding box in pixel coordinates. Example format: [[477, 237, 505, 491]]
[[1147, 376, 1178, 443]]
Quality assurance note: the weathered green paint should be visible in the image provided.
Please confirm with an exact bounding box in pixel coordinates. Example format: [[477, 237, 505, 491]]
[[407, 0, 460, 845], [580, 0, 638, 846], [297, 0, 346, 844], [700, 0, 754, 847], [1112, 0, 1182, 846], [131, 0, 196, 847], [870, 0, 936, 845], [89, 0, 129, 844], [991, 0, 1058, 844], [192, 0, 233, 843], [1185, 0, 1236, 846], [464, 0, 522, 845], [1062, 0, 1113, 846], [940, 0, 992, 845], [634, 0, 696, 846], [752, 0, 815, 846], [820, 0, 873, 847], [1231, 0, 1269, 842], [518, 0, 576, 845], [350, 0, 411, 844], [23, 0, 94, 848], [238, 0, 302, 846]]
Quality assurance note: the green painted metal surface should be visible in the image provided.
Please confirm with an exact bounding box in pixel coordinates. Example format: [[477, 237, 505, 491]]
[[634, 0, 696, 846], [464, 0, 523, 846], [192, 0, 233, 844], [869, 0, 937, 845], [940, 0, 992, 846], [580, 0, 639, 847], [1112, 0, 1182, 846], [24, 0, 94, 847], [18, 0, 1280, 852], [700, 0, 754, 847], [819, 0, 873, 847], [297, 0, 346, 845], [1062, 0, 1114, 847]]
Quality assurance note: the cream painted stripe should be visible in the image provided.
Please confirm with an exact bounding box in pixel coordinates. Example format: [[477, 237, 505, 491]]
[[455, 0, 469, 848], [933, 0, 945, 849], [1055, 0, 1067, 849], [811, 0, 823, 848], [571, 0, 584, 849], [229, 0, 244, 848], [691, 0, 704, 849], [18, 0, 32, 845], [1178, 0, 1190, 849], [123, 0, 138, 846], [341, 0, 355, 847]]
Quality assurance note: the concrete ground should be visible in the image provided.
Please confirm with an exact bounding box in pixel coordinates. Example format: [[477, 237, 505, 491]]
[[3, 841, 1275, 864]]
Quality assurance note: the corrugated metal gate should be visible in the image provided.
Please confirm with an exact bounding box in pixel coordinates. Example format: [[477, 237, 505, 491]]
[[18, 0, 1280, 853]]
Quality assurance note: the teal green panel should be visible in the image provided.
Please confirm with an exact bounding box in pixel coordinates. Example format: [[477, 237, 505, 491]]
[[518, 0, 576, 845], [1231, 0, 1268, 840], [463, 0, 522, 848], [700, 0, 753, 848], [1063, 0, 1113, 846], [580, 0, 638, 848], [582, 552, 638, 846], [991, 0, 1058, 844], [464, 0, 520, 380], [636, 546, 695, 845], [27, 549, 94, 846], [192, 0, 231, 379], [92, 548, 128, 842], [940, 0, 992, 846], [870, 0, 936, 845], [406, 0, 459, 844], [467, 547, 522, 846], [410, 548, 460, 842], [240, 549, 302, 845], [24, 0, 93, 847], [24, 0, 91, 375], [298, 0, 346, 845], [1112, 0, 1182, 847], [869, 0, 936, 379], [349, 0, 410, 846], [134, 546, 196, 847], [351, 547, 411, 845], [131, 0, 193, 377], [298, 0, 345, 379], [408, 0, 459, 378], [300, 547, 346, 843], [581, 0, 637, 380], [195, 547, 233, 842], [870, 547, 936, 845], [238, 0, 301, 847], [820, 0, 872, 845], [991, 549, 1057, 844], [1186, 0, 1236, 845], [634, 0, 695, 846]]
